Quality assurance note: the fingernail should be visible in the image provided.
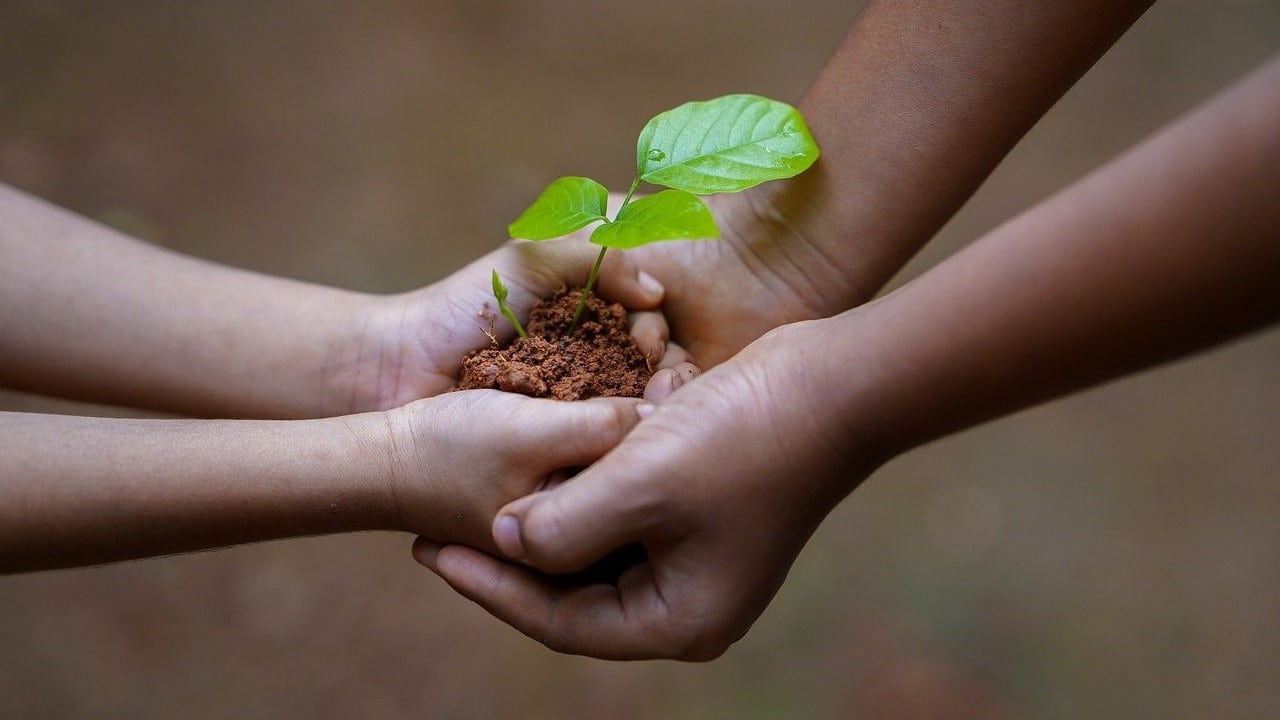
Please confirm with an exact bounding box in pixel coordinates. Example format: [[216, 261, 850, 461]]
[[493, 515, 526, 560], [638, 271, 664, 297], [636, 401, 656, 418], [669, 370, 686, 390]]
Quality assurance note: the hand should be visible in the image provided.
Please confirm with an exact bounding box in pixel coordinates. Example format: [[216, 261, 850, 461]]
[[383, 390, 652, 554], [321, 237, 685, 414], [606, 189, 864, 368], [412, 318, 876, 660]]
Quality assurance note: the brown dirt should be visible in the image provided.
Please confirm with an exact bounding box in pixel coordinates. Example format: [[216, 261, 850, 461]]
[[457, 286, 653, 400]]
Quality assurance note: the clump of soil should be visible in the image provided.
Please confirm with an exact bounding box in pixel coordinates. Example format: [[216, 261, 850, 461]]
[[457, 286, 653, 400]]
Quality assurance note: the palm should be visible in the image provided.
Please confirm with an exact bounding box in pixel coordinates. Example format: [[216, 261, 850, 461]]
[[417, 320, 874, 660], [341, 237, 664, 413]]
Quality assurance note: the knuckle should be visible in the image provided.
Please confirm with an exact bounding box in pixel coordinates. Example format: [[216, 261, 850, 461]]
[[522, 503, 574, 572], [675, 626, 735, 663], [576, 399, 634, 449], [605, 399, 638, 438]]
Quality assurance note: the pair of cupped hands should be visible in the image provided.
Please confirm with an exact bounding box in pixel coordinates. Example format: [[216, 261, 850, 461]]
[[352, 197, 864, 661]]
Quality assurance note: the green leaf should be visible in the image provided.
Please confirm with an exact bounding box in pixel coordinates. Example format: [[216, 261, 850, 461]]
[[636, 94, 820, 194], [490, 269, 508, 302], [590, 190, 718, 249], [508, 176, 609, 240]]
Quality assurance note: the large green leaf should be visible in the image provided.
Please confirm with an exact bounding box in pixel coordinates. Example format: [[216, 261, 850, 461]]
[[636, 94, 820, 194], [590, 190, 718, 249], [508, 176, 609, 240]]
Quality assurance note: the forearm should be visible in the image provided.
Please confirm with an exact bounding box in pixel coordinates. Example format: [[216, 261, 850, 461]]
[[0, 410, 395, 572], [0, 184, 380, 418], [734, 0, 1154, 312], [826, 56, 1280, 461]]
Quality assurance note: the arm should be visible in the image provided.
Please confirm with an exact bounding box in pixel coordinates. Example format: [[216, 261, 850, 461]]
[[825, 51, 1280, 457], [0, 185, 370, 418], [0, 185, 665, 417], [0, 392, 650, 573], [416, 55, 1280, 660], [629, 0, 1155, 364]]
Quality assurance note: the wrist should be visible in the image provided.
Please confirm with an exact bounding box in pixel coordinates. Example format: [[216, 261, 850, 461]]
[[786, 311, 913, 475], [713, 178, 884, 323], [309, 291, 410, 416], [298, 411, 403, 533], [812, 296, 961, 466]]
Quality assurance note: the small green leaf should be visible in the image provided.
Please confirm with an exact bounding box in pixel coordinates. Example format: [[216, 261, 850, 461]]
[[490, 269, 526, 338], [491, 269, 508, 302], [590, 190, 718, 249], [508, 176, 610, 240], [636, 94, 819, 194]]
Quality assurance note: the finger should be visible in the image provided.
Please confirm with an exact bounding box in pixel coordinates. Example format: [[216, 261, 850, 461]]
[[594, 251, 664, 310], [672, 361, 700, 384], [540, 467, 574, 491], [514, 396, 652, 471], [428, 544, 678, 660], [657, 341, 693, 369], [628, 310, 668, 366], [492, 451, 662, 574], [643, 362, 702, 404]]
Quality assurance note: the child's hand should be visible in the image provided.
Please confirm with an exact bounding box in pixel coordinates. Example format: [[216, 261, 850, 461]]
[[323, 237, 687, 414], [380, 390, 656, 554]]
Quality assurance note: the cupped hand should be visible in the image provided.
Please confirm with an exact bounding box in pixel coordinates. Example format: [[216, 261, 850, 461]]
[[323, 237, 688, 414], [612, 189, 858, 368], [384, 356, 699, 554], [383, 391, 646, 554], [412, 318, 877, 660]]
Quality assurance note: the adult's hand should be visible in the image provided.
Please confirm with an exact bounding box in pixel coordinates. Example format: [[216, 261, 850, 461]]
[[413, 318, 873, 660], [416, 51, 1280, 659], [554, 0, 1155, 368]]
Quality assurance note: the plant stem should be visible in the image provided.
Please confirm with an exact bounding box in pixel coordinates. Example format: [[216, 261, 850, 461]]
[[568, 176, 642, 333], [569, 246, 608, 333], [499, 302, 527, 338], [617, 176, 642, 212]]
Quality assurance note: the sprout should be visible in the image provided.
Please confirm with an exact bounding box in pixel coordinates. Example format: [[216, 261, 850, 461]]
[[499, 94, 820, 334]]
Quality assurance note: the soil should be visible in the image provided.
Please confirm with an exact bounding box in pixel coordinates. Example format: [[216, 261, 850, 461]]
[[457, 286, 653, 400]]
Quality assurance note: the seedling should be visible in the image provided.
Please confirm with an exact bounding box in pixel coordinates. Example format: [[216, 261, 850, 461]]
[[491, 270, 526, 338], [497, 93, 820, 333]]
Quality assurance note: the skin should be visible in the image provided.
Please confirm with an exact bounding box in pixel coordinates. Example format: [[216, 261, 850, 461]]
[[0, 180, 698, 572], [0, 182, 679, 418], [415, 52, 1280, 660], [614, 0, 1156, 366], [0, 0, 1156, 578], [0, 392, 654, 573]]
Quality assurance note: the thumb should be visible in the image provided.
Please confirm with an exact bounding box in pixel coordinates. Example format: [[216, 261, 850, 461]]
[[493, 451, 658, 575]]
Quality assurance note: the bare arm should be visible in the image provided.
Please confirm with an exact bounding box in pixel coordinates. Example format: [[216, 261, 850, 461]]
[[0, 392, 648, 574], [0, 185, 666, 418], [636, 0, 1156, 363], [0, 185, 374, 418], [0, 411, 392, 572], [829, 51, 1280, 458], [419, 54, 1280, 661]]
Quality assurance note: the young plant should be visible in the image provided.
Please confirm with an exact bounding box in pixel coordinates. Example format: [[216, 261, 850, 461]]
[[498, 93, 820, 333], [490, 269, 526, 338]]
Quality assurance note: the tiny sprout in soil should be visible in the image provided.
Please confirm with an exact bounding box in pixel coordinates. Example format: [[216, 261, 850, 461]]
[[491, 269, 526, 338], [495, 93, 820, 334]]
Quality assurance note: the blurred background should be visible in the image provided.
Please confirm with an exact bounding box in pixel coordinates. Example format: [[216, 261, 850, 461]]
[[1, 1, 1278, 717]]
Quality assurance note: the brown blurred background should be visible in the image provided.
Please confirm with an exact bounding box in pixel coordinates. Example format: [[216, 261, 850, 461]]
[[1, 1, 1278, 717]]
